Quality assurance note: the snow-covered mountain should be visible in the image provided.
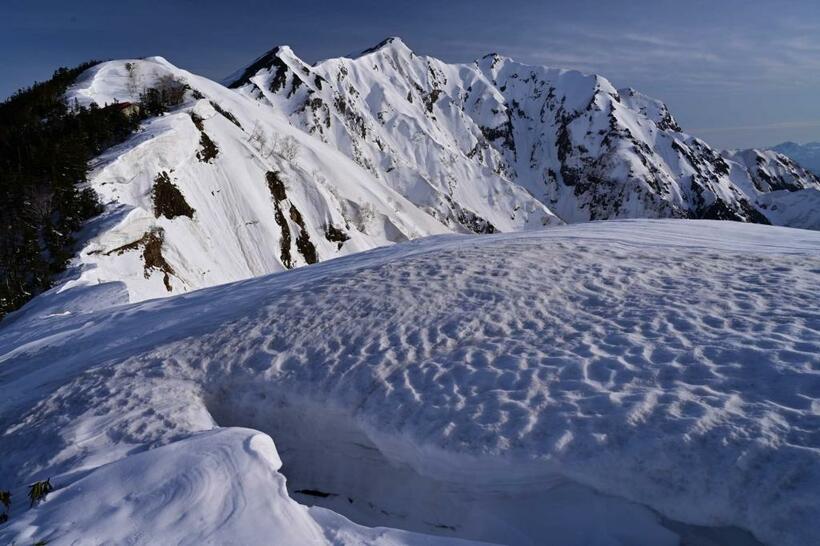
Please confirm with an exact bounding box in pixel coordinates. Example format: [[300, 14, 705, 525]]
[[723, 148, 820, 230], [52, 52, 561, 307], [225, 37, 819, 227], [2, 220, 819, 546], [23, 38, 813, 310], [771, 141, 820, 175], [55, 57, 444, 306]]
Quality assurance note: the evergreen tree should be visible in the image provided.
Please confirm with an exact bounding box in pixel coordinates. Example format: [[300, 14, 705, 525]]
[[0, 62, 150, 318]]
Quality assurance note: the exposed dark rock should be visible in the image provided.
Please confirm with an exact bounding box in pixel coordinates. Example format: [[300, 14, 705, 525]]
[[142, 231, 176, 291], [334, 95, 368, 138], [208, 100, 243, 129], [152, 171, 195, 219], [190, 112, 205, 131], [266, 171, 287, 201], [295, 489, 336, 498], [289, 205, 318, 264], [423, 89, 442, 113], [196, 131, 219, 163], [324, 224, 350, 249], [106, 229, 176, 291], [480, 111, 516, 158], [190, 114, 219, 163], [288, 73, 304, 98], [268, 58, 290, 94], [273, 202, 292, 269]]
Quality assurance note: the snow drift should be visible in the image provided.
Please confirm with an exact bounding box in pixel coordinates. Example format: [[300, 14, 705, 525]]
[[1, 220, 818, 545]]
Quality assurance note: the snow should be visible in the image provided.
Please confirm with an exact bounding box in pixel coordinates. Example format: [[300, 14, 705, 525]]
[[721, 149, 820, 230], [4, 428, 324, 545], [229, 39, 820, 228], [2, 220, 818, 545], [59, 56, 453, 304], [771, 141, 820, 176], [44, 41, 819, 311], [3, 37, 820, 546], [754, 188, 820, 231], [2, 426, 486, 545]]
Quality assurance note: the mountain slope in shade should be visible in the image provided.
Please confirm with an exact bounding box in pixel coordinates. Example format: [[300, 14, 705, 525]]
[[226, 37, 819, 227], [770, 141, 820, 176]]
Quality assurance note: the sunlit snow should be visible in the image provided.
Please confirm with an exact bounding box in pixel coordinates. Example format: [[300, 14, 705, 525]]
[[1, 220, 817, 545]]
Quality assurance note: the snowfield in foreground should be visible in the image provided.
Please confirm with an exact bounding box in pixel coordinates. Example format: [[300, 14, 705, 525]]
[[1, 220, 818, 545]]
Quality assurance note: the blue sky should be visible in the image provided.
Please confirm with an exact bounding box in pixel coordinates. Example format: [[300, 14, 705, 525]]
[[2, 0, 819, 149]]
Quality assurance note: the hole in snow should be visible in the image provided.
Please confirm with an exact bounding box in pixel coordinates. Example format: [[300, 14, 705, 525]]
[[207, 387, 763, 546]]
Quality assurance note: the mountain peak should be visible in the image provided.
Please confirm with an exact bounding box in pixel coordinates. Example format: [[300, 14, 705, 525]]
[[222, 44, 306, 89], [476, 51, 513, 71], [353, 36, 412, 58]]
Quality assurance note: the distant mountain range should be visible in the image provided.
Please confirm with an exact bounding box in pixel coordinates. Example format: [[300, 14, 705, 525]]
[[770, 141, 820, 175]]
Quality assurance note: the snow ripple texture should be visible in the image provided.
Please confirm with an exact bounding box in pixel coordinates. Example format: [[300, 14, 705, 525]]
[[1, 220, 818, 545]]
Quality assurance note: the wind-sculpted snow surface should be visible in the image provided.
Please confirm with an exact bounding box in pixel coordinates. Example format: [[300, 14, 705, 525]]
[[1, 220, 819, 545]]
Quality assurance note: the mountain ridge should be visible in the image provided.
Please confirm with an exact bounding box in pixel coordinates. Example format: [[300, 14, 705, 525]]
[[2, 37, 819, 319], [2, 37, 820, 546], [226, 37, 819, 230]]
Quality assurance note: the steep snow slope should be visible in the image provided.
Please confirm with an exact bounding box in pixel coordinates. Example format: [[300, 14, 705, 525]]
[[2, 220, 818, 546], [227, 38, 819, 227], [223, 43, 559, 234], [40, 54, 563, 308], [55, 56, 479, 305]]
